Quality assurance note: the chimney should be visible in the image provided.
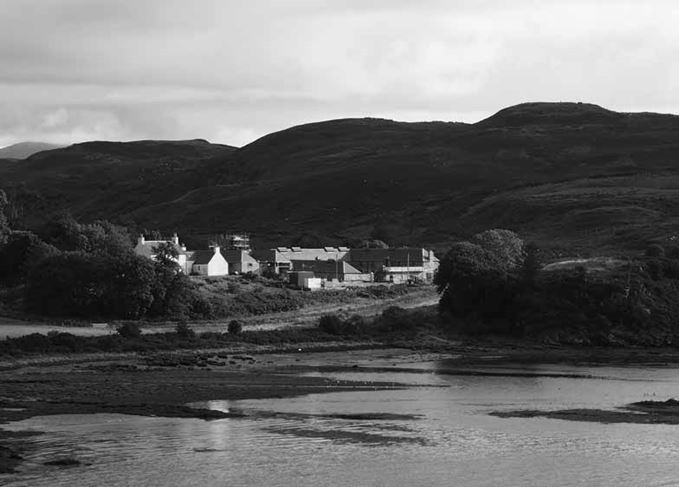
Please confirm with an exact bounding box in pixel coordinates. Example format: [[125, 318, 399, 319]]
[[172, 233, 179, 245], [212, 245, 220, 254], [138, 234, 145, 245]]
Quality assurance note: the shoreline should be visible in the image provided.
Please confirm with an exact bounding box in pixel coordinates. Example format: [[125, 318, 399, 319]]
[[2, 340, 679, 423], [3, 340, 679, 474]]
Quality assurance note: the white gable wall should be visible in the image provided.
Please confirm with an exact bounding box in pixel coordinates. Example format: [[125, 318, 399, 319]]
[[207, 252, 229, 276], [192, 252, 229, 276]]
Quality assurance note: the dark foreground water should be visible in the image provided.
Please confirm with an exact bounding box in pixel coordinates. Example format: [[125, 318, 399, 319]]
[[3, 362, 679, 486]]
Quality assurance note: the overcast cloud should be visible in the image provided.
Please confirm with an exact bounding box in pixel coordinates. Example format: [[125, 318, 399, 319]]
[[0, 0, 677, 147]]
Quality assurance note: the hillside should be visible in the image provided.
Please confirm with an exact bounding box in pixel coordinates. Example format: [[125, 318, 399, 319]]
[[0, 139, 237, 228], [2, 103, 679, 254], [0, 142, 63, 159]]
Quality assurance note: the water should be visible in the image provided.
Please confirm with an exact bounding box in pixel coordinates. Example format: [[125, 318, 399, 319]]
[[3, 362, 679, 486]]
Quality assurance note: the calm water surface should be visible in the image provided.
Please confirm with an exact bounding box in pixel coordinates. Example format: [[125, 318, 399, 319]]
[[3, 362, 679, 487]]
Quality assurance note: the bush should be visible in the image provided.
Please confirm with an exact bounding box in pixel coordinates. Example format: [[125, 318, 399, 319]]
[[318, 314, 345, 335], [318, 313, 367, 336], [47, 332, 83, 352], [377, 306, 417, 332], [189, 295, 214, 318], [10, 333, 51, 353], [175, 322, 195, 340], [117, 322, 142, 339], [343, 314, 368, 334], [228, 320, 242, 334]]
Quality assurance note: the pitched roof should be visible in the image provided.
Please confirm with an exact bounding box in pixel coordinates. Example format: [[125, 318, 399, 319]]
[[251, 249, 292, 263], [222, 249, 258, 264], [340, 261, 362, 274], [292, 260, 363, 275], [278, 247, 349, 261], [348, 248, 427, 264], [189, 250, 217, 265]]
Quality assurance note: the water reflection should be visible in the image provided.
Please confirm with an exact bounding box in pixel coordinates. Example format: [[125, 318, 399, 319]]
[[3, 364, 679, 487]]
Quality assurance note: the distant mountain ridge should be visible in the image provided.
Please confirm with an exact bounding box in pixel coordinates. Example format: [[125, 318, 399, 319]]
[[0, 141, 64, 159], [1, 103, 679, 255]]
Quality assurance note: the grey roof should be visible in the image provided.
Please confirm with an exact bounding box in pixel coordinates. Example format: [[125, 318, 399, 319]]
[[292, 260, 363, 275], [276, 248, 349, 262], [190, 250, 217, 265], [251, 249, 292, 263], [348, 248, 428, 264], [222, 249, 258, 264]]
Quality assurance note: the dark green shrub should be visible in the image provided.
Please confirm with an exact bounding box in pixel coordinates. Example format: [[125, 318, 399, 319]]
[[117, 322, 142, 339], [11, 333, 51, 353], [343, 314, 368, 334], [377, 306, 416, 332], [190, 295, 213, 318], [175, 322, 195, 339], [318, 314, 344, 334], [48, 332, 83, 352], [228, 320, 243, 334], [318, 313, 368, 336]]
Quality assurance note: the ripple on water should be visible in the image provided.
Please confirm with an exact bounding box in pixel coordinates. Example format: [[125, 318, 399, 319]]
[[4, 365, 679, 487]]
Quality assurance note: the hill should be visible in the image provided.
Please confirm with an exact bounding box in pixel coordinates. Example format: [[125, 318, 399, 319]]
[[2, 103, 679, 255], [0, 139, 237, 228], [0, 142, 64, 160]]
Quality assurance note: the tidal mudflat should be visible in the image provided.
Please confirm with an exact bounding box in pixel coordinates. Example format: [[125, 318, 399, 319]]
[[2, 346, 679, 485]]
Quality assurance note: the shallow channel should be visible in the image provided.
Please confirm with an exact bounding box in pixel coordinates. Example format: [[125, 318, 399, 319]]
[[3, 362, 679, 486]]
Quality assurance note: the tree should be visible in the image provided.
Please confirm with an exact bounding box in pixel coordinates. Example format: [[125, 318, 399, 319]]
[[40, 215, 132, 255], [25, 252, 104, 317], [0, 190, 9, 245], [24, 248, 156, 319], [148, 242, 193, 318], [80, 220, 132, 256], [0, 231, 59, 284], [98, 252, 156, 319], [39, 213, 85, 251], [153, 241, 179, 268], [435, 241, 516, 321], [471, 229, 525, 271]]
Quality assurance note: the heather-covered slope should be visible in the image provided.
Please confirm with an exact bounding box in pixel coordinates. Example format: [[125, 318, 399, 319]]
[[3, 103, 679, 254], [0, 139, 236, 228]]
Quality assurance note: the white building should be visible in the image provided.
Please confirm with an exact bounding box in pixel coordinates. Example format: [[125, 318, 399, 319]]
[[134, 234, 229, 276], [187, 247, 229, 276]]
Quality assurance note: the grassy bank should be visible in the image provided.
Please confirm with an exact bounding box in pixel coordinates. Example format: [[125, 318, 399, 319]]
[[189, 276, 414, 318], [0, 277, 420, 327], [0, 304, 438, 358]]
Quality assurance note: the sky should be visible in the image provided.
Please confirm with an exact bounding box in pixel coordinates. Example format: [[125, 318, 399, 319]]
[[0, 0, 678, 148]]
